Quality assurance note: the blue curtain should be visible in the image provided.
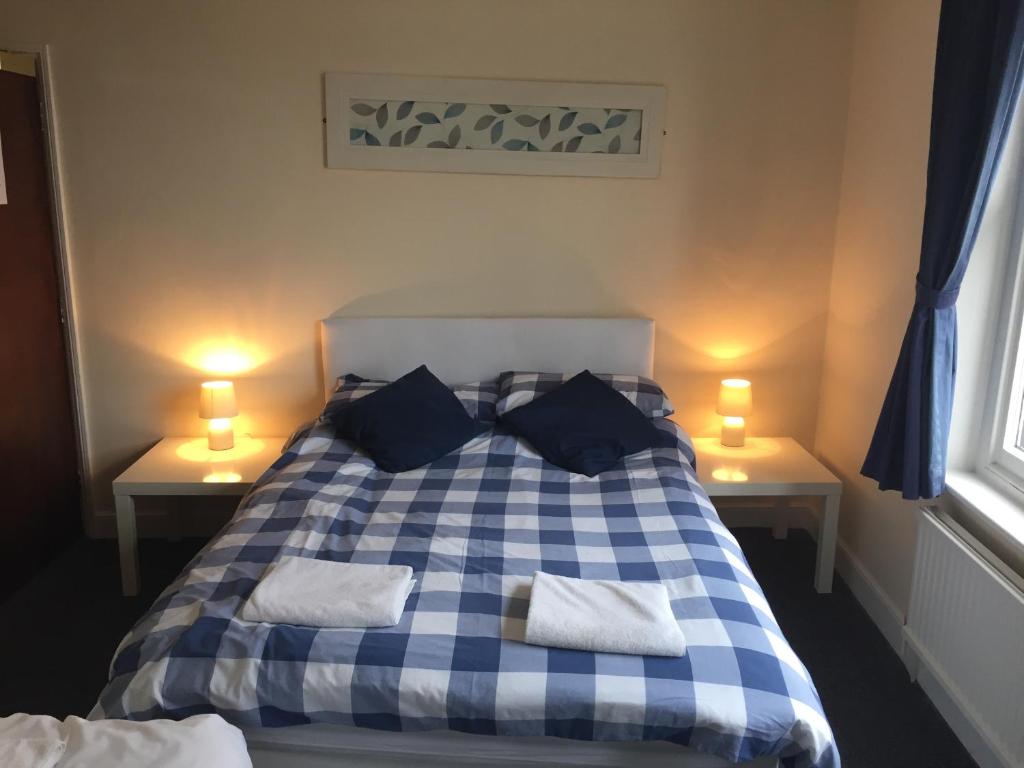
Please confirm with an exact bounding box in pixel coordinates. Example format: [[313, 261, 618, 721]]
[[862, 0, 1024, 499]]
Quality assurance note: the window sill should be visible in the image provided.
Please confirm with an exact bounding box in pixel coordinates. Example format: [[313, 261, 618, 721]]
[[944, 470, 1024, 576]]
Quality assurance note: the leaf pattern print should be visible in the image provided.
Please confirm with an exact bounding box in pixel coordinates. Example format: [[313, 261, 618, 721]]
[[605, 113, 626, 129], [347, 99, 642, 155]]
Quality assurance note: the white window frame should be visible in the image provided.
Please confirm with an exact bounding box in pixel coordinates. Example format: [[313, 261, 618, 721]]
[[980, 156, 1024, 498]]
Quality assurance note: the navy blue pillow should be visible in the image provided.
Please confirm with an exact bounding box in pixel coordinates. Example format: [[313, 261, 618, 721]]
[[329, 365, 486, 473], [499, 370, 670, 476]]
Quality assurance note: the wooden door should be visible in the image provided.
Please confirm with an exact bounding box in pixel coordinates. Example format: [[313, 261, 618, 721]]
[[0, 66, 81, 600]]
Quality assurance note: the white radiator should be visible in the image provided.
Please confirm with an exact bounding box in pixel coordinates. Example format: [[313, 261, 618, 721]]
[[904, 508, 1024, 768]]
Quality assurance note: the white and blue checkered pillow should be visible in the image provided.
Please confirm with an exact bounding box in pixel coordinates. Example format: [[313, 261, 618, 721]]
[[453, 380, 500, 421], [322, 374, 499, 423], [496, 371, 674, 419]]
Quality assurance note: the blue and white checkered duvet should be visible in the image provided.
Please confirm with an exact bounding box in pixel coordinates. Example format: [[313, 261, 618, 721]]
[[95, 422, 838, 768]]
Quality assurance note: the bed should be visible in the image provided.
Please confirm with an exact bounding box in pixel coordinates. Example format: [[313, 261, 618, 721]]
[[93, 317, 838, 768]]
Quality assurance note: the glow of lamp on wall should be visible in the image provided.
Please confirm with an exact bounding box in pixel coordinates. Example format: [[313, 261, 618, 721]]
[[183, 338, 266, 377], [199, 380, 238, 451], [716, 378, 752, 448]]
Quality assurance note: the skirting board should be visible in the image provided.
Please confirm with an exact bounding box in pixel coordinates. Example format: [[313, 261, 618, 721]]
[[838, 524, 1008, 768], [902, 636, 1011, 768], [718, 503, 907, 655], [721, 507, 906, 655], [834, 538, 906, 655], [803, 524, 1007, 768]]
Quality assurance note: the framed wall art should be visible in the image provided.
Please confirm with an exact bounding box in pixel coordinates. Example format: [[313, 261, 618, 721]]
[[324, 73, 665, 178]]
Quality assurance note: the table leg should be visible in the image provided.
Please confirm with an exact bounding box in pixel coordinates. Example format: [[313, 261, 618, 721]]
[[772, 497, 788, 540], [815, 493, 840, 593], [115, 494, 140, 596]]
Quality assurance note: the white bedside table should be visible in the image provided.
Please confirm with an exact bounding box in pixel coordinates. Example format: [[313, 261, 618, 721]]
[[690, 437, 842, 593], [112, 436, 286, 596]]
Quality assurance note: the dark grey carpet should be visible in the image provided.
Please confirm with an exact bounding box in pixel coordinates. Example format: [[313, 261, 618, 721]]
[[0, 528, 976, 767]]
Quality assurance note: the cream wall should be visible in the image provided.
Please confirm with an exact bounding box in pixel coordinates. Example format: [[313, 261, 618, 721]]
[[2, 0, 856, 527], [814, 0, 940, 614]]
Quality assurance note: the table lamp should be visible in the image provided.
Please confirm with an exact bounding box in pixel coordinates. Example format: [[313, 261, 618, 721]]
[[199, 380, 238, 450], [716, 378, 752, 447]]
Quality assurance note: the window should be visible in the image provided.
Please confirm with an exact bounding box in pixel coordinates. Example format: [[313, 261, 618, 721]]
[[982, 198, 1024, 495], [949, 99, 1024, 563]]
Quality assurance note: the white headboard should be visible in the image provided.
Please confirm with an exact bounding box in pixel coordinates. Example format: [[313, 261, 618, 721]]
[[320, 317, 654, 397]]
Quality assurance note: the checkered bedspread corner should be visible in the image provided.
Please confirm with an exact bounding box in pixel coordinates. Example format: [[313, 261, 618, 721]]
[[95, 421, 838, 768]]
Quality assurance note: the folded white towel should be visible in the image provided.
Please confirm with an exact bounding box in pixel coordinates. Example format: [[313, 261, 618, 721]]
[[0, 714, 252, 768], [61, 715, 251, 768], [240, 556, 414, 628], [524, 571, 686, 657], [0, 738, 65, 768]]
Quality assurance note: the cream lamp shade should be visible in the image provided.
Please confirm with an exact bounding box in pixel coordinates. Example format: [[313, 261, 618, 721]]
[[199, 381, 238, 450], [199, 381, 238, 419], [716, 379, 752, 416], [716, 379, 752, 447]]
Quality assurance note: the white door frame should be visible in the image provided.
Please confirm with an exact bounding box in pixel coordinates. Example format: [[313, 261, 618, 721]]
[[1, 42, 92, 526]]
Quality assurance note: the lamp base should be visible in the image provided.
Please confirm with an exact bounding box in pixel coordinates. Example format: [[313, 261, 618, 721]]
[[207, 419, 234, 451], [720, 416, 746, 448]]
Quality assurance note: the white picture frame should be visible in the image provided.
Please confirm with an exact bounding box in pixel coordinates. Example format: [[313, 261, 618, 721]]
[[324, 73, 665, 178]]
